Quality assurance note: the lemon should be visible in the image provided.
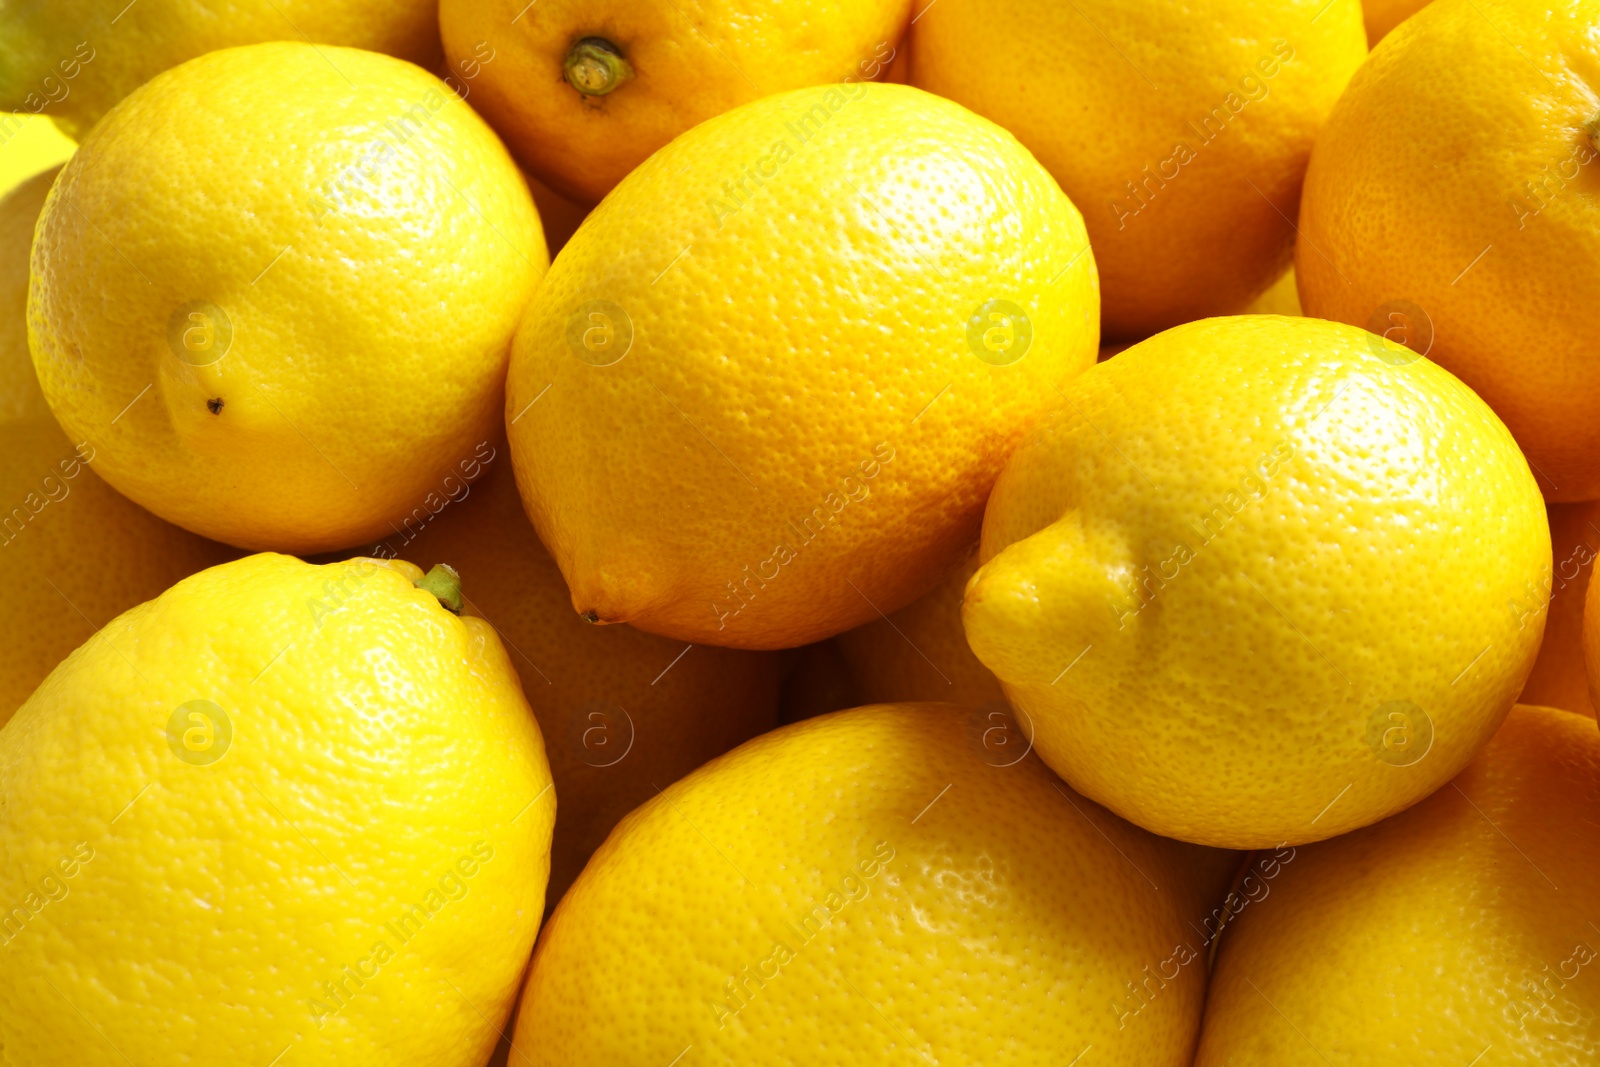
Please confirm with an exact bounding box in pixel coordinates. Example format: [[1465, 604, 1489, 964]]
[[835, 546, 1003, 707], [0, 414, 234, 719], [0, 0, 442, 138], [27, 42, 545, 554], [1298, 0, 1600, 500], [1195, 704, 1600, 1065], [0, 552, 554, 1064], [1521, 500, 1600, 717], [0, 114, 73, 198], [505, 82, 1099, 650], [1242, 265, 1303, 317], [963, 315, 1549, 849], [514, 702, 1238, 1065], [910, 0, 1365, 339], [0, 165, 58, 420], [1363, 0, 1432, 42], [439, 0, 913, 204], [345, 441, 783, 905]]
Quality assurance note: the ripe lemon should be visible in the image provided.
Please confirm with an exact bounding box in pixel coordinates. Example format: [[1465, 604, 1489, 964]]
[[439, 0, 912, 204], [963, 315, 1549, 849], [505, 82, 1099, 650], [0, 414, 234, 719], [0, 165, 58, 420], [1297, 0, 1600, 500], [1243, 266, 1303, 317], [1363, 0, 1432, 42], [835, 546, 1003, 706], [1195, 704, 1600, 1065], [344, 441, 783, 905], [28, 42, 545, 554], [514, 703, 1238, 1065], [0, 114, 73, 198], [0, 0, 443, 137], [1521, 500, 1600, 716], [0, 553, 555, 1064], [910, 0, 1365, 339]]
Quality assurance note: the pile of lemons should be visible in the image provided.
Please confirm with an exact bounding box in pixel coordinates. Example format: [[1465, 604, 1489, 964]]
[[1, 0, 1597, 1064]]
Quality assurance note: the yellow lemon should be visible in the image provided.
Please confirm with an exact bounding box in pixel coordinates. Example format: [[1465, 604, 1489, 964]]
[[439, 0, 912, 204], [343, 440, 783, 906], [1242, 265, 1303, 317], [506, 82, 1099, 650], [910, 0, 1365, 339], [1297, 0, 1600, 500], [0, 114, 74, 197], [28, 42, 545, 554], [0, 414, 234, 719], [0, 165, 59, 420], [514, 703, 1238, 1065], [1195, 704, 1600, 1065], [1521, 500, 1600, 717], [0, 552, 554, 1064], [0, 0, 442, 138], [963, 315, 1549, 849], [835, 546, 1003, 707], [1363, 0, 1432, 42]]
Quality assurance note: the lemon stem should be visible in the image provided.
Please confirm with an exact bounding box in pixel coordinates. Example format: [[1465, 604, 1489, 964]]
[[416, 564, 463, 615], [564, 38, 634, 96]]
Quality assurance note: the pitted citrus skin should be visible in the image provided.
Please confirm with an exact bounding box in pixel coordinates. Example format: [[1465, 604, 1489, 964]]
[[911, 0, 1366, 339], [28, 42, 545, 554], [964, 315, 1549, 849], [0, 415, 235, 720], [505, 82, 1099, 650], [835, 546, 1003, 706], [1196, 705, 1600, 1066], [439, 0, 913, 204], [0, 553, 555, 1066], [515, 703, 1238, 1066], [1297, 0, 1600, 501]]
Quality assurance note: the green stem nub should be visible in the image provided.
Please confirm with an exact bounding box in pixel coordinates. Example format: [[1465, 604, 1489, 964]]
[[564, 38, 634, 97], [416, 564, 463, 615]]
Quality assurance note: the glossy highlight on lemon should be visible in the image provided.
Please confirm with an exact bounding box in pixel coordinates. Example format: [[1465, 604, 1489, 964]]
[[0, 553, 554, 1065], [506, 82, 1099, 650], [964, 315, 1548, 848], [28, 42, 545, 554], [1297, 0, 1600, 500]]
